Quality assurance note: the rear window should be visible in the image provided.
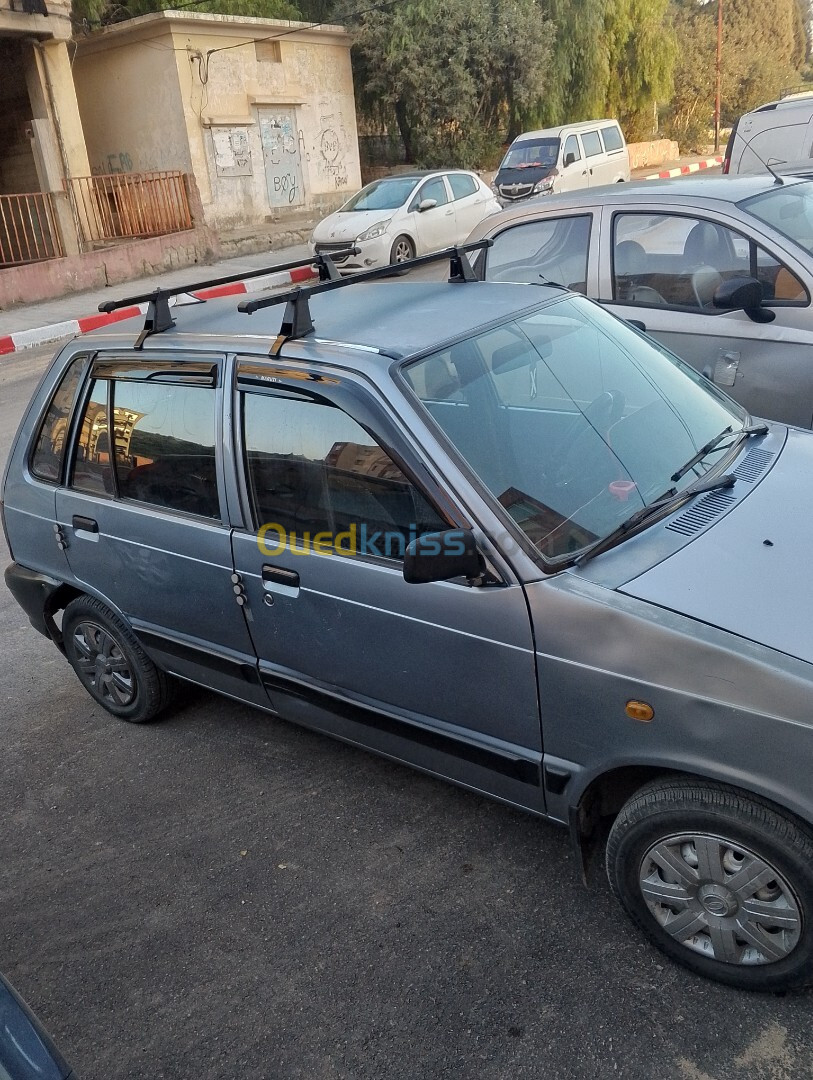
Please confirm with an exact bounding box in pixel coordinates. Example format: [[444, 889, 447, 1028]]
[[601, 125, 624, 152], [581, 131, 603, 157]]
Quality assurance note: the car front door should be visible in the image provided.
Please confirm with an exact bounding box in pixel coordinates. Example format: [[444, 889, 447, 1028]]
[[558, 134, 588, 192], [54, 353, 267, 707], [229, 359, 543, 811], [409, 175, 459, 253], [603, 208, 813, 428]]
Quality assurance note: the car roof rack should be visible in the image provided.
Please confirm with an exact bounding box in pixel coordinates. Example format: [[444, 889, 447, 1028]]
[[238, 240, 493, 356], [96, 239, 492, 352], [96, 249, 358, 349]]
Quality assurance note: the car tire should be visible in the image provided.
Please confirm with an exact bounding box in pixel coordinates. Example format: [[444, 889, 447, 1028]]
[[606, 777, 813, 991], [63, 596, 174, 723], [389, 235, 415, 269]]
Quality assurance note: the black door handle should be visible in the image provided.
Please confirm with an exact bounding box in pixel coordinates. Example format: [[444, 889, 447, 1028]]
[[262, 565, 300, 588], [72, 515, 98, 533]]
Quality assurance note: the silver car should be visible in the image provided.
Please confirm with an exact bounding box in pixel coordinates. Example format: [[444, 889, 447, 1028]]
[[469, 175, 813, 428]]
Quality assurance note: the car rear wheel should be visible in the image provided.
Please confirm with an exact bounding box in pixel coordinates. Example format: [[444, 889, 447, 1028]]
[[606, 778, 813, 991], [63, 596, 174, 723], [389, 235, 415, 266]]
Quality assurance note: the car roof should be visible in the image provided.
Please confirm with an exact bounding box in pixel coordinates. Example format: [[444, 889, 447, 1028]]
[[476, 174, 813, 230], [512, 120, 619, 141], [84, 280, 562, 362]]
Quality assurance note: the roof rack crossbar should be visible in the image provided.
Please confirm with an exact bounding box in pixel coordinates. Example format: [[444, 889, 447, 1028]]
[[238, 240, 493, 356]]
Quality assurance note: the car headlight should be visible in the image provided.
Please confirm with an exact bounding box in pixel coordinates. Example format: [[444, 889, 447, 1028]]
[[490, 182, 499, 195], [532, 176, 555, 194], [357, 219, 392, 242]]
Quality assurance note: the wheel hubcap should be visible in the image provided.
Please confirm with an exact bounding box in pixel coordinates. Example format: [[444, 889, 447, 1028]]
[[71, 621, 135, 707], [394, 242, 411, 262], [639, 833, 802, 966]]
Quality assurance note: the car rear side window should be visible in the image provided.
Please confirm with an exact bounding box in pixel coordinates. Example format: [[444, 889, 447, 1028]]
[[29, 354, 89, 483], [70, 377, 220, 518], [241, 391, 444, 560], [581, 131, 603, 157], [484, 214, 592, 291], [601, 125, 623, 152], [448, 174, 478, 200]]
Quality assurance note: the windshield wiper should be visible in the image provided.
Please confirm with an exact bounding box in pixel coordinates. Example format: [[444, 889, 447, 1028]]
[[574, 473, 736, 568], [670, 422, 769, 484]]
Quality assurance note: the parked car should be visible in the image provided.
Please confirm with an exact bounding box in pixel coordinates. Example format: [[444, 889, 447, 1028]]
[[0, 972, 77, 1079], [492, 120, 629, 204], [468, 173, 813, 428], [5, 246, 813, 992], [723, 91, 813, 175], [309, 170, 500, 274]]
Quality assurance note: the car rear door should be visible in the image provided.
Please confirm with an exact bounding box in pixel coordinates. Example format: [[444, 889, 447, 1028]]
[[447, 172, 489, 235], [601, 206, 813, 427], [53, 352, 267, 706], [410, 175, 459, 252], [229, 358, 544, 811]]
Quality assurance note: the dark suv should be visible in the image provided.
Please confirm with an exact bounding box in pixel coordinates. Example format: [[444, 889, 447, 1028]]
[[4, 245, 813, 991]]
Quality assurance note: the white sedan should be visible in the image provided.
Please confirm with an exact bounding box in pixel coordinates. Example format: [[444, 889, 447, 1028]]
[[310, 170, 501, 274]]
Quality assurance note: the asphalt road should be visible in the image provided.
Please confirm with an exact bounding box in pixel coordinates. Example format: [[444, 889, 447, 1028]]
[[1, 337, 812, 1080]]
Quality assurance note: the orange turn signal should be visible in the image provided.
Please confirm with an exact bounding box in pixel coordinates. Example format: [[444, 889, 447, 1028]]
[[626, 700, 654, 723]]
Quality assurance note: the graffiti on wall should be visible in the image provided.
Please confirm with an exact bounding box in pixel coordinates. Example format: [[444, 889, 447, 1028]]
[[316, 105, 349, 189], [212, 127, 252, 178], [259, 109, 305, 207], [92, 152, 133, 176]]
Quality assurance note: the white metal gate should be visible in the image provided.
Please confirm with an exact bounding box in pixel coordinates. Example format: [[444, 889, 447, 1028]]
[[258, 108, 305, 208]]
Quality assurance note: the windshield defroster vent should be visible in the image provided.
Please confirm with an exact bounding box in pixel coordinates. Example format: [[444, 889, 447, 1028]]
[[666, 490, 737, 537], [733, 446, 775, 483]]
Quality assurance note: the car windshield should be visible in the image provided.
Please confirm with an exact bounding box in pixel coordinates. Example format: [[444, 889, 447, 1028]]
[[501, 139, 560, 170], [402, 296, 746, 562], [740, 180, 813, 256], [340, 177, 421, 212]]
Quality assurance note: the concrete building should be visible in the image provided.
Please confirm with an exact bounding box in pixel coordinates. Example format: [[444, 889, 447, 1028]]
[[72, 11, 362, 239]]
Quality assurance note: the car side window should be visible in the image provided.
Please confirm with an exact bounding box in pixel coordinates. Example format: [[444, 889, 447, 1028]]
[[484, 214, 592, 291], [448, 173, 479, 200], [410, 177, 449, 211], [563, 135, 581, 163], [29, 354, 89, 483], [70, 377, 220, 518], [612, 212, 807, 310], [600, 125, 623, 152], [581, 131, 602, 157], [241, 391, 445, 560]]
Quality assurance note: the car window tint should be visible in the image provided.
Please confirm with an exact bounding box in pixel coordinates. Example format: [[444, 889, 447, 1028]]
[[71, 379, 116, 497], [242, 392, 444, 561], [612, 213, 751, 310], [563, 135, 581, 162], [415, 177, 449, 208], [600, 125, 623, 152], [581, 131, 602, 157], [30, 354, 89, 483], [448, 173, 479, 200], [112, 381, 219, 519], [485, 215, 591, 291]]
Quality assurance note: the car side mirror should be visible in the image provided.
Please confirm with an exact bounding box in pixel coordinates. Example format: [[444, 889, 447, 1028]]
[[403, 529, 482, 584], [713, 276, 776, 323], [563, 152, 576, 167], [417, 198, 438, 212]]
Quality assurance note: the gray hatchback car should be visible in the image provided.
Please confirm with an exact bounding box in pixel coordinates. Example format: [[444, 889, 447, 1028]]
[[3, 245, 813, 992], [469, 174, 813, 428]]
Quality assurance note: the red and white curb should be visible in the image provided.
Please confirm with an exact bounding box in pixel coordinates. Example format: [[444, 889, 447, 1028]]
[[0, 264, 316, 358], [643, 155, 723, 180]]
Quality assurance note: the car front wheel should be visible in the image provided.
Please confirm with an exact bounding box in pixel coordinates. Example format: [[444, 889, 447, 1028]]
[[63, 596, 174, 723], [389, 235, 415, 266], [606, 778, 813, 991]]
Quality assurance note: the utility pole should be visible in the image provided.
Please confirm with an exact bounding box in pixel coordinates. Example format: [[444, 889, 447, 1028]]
[[714, 0, 723, 151]]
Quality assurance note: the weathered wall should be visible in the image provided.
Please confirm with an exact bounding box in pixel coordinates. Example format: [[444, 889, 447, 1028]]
[[73, 24, 191, 176], [627, 140, 680, 169], [168, 14, 361, 231], [0, 41, 38, 195]]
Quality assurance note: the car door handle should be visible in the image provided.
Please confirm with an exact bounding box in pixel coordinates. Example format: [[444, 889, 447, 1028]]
[[72, 515, 98, 534], [262, 564, 300, 588]]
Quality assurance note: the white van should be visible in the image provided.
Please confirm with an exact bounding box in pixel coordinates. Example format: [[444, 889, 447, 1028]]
[[724, 92, 813, 175], [492, 120, 630, 203]]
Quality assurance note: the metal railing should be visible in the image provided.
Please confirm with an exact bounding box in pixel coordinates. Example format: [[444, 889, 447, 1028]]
[[0, 191, 64, 267], [68, 171, 193, 246]]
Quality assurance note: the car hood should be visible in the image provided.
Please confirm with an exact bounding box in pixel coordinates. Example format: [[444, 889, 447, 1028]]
[[619, 427, 813, 665], [496, 165, 554, 186], [312, 210, 395, 243]]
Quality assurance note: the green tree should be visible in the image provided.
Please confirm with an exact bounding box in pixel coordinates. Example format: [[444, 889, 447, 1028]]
[[72, 0, 299, 29], [351, 0, 554, 167]]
